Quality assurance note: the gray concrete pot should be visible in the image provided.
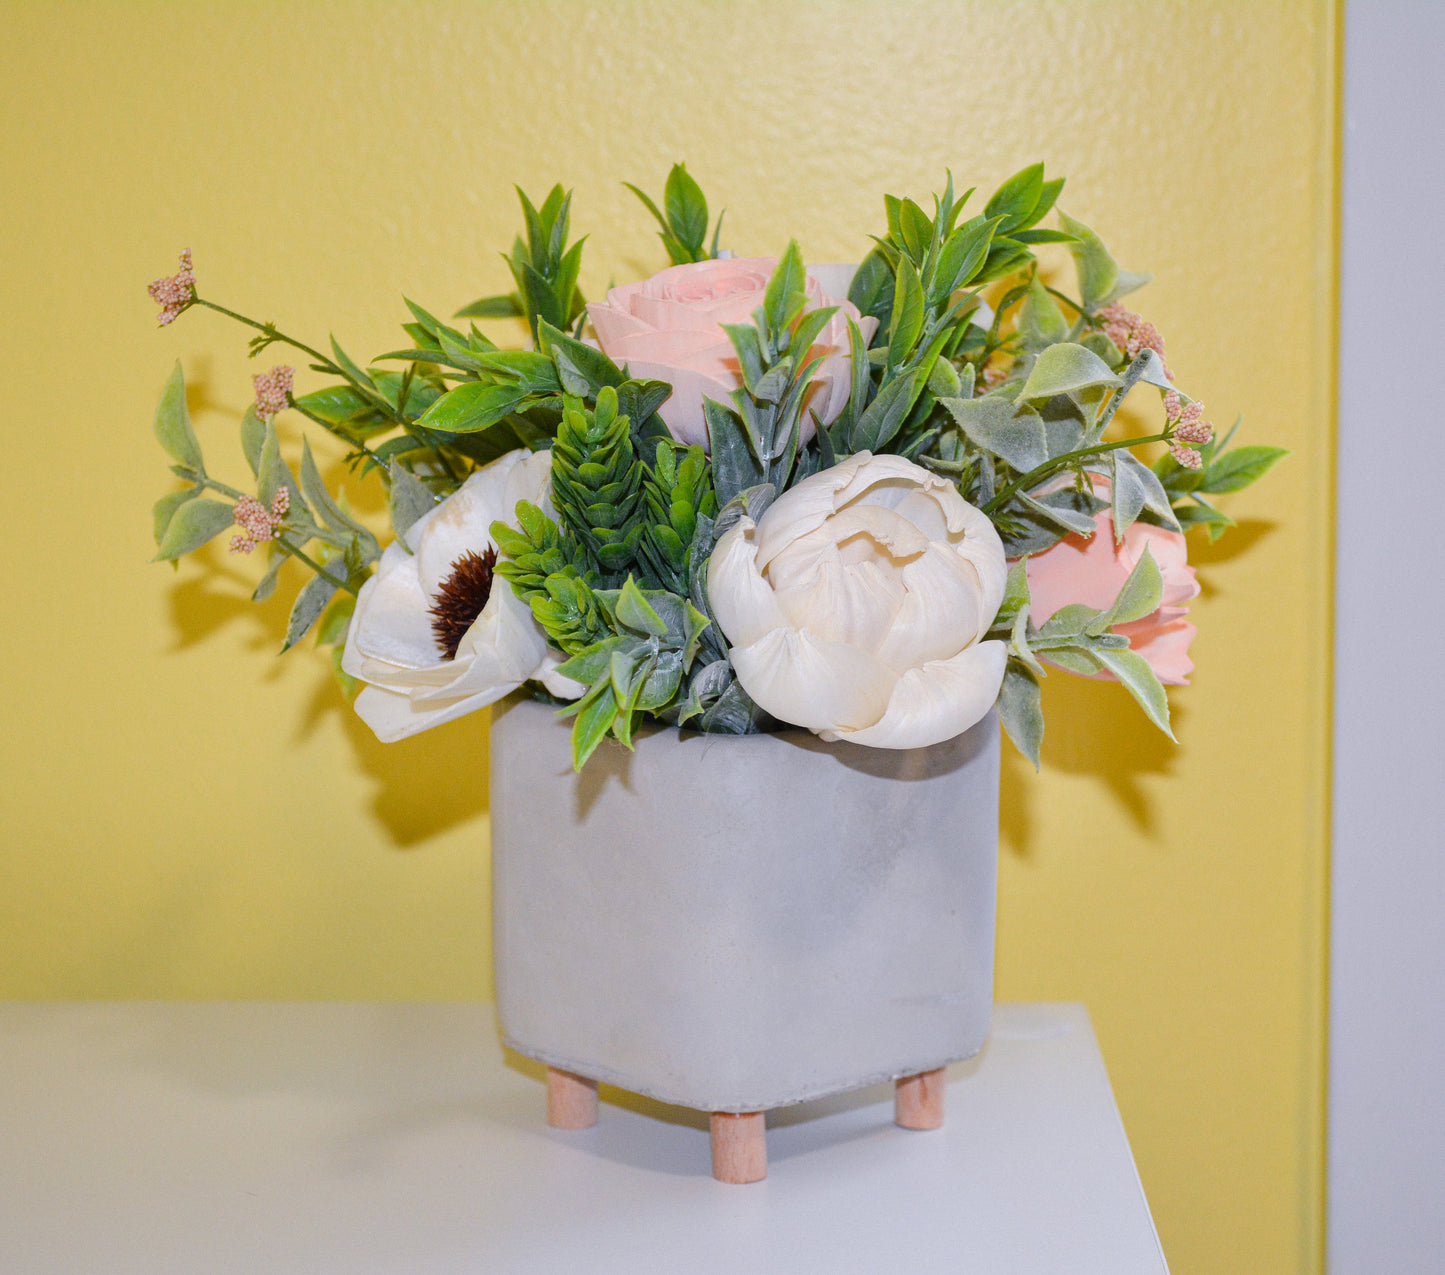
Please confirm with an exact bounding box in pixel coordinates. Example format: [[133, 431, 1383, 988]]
[[489, 694, 1000, 1115]]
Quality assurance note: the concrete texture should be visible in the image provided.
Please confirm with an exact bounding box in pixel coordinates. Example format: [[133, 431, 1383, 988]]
[[490, 696, 1000, 1112]]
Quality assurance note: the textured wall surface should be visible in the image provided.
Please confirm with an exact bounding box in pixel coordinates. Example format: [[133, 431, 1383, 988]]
[[0, 2, 1335, 1271]]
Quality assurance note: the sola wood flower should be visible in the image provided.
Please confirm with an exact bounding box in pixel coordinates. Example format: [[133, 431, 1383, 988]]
[[342, 450, 582, 741], [707, 452, 1008, 749], [1025, 482, 1200, 686], [587, 258, 875, 451]]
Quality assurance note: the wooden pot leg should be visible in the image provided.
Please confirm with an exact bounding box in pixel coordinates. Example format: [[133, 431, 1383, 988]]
[[710, 1111, 767, 1183], [546, 1066, 598, 1129], [894, 1068, 946, 1130]]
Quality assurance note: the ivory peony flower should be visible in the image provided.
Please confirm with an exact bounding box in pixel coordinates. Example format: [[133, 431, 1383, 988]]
[[342, 450, 581, 741], [586, 258, 876, 451], [707, 452, 1008, 749], [1025, 489, 1199, 685]]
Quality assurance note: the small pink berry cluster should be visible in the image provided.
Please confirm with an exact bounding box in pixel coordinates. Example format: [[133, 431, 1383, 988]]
[[147, 249, 196, 326], [1098, 302, 1170, 379], [252, 366, 294, 421], [1164, 389, 1213, 470], [230, 488, 290, 554]]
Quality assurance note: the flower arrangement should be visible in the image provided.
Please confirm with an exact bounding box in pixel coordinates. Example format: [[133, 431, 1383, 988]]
[[147, 163, 1283, 769]]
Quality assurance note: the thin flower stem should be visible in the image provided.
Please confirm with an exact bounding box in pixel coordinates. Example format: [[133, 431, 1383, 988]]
[[273, 536, 358, 595], [288, 400, 385, 472], [1044, 285, 1087, 316], [981, 431, 1171, 515], [193, 298, 335, 371]]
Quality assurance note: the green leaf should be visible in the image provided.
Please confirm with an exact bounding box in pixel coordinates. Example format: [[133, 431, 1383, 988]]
[[664, 163, 708, 255], [888, 256, 924, 368], [239, 406, 266, 477], [1019, 276, 1068, 348], [1198, 444, 1289, 494], [991, 559, 1032, 630], [282, 569, 342, 652], [764, 241, 807, 336], [1093, 646, 1175, 739], [292, 384, 379, 427], [257, 421, 307, 518], [615, 577, 668, 637], [1015, 489, 1099, 537], [1017, 342, 1122, 402], [153, 361, 203, 472], [317, 594, 355, 647], [300, 438, 377, 552], [1173, 501, 1235, 536], [1095, 544, 1163, 629], [455, 293, 525, 319], [417, 381, 526, 434], [152, 486, 200, 546], [1108, 450, 1180, 538], [388, 461, 434, 544], [1059, 210, 1151, 311], [705, 398, 764, 507], [152, 498, 236, 561], [538, 320, 625, 396], [998, 660, 1044, 769], [329, 336, 376, 394], [935, 215, 1000, 296], [984, 163, 1044, 235], [898, 197, 932, 261], [847, 247, 894, 339], [571, 682, 619, 770], [942, 395, 1048, 472]]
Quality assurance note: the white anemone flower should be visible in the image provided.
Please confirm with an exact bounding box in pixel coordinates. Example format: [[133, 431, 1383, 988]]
[[342, 449, 581, 742], [706, 452, 1008, 749]]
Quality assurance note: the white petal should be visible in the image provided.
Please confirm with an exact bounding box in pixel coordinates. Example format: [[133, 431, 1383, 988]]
[[416, 452, 523, 595], [705, 519, 788, 648], [772, 555, 903, 653], [806, 263, 857, 301], [504, 447, 555, 515], [750, 452, 877, 572], [728, 626, 895, 736], [344, 545, 438, 670], [823, 640, 1006, 749], [537, 646, 587, 700], [353, 683, 517, 743], [416, 580, 548, 703], [871, 543, 986, 674]]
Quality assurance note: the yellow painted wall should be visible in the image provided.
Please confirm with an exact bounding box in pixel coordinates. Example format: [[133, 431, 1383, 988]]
[[0, 2, 1334, 1270]]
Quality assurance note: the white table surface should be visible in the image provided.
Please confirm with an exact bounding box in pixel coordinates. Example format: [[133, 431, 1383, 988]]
[[0, 1001, 1167, 1274]]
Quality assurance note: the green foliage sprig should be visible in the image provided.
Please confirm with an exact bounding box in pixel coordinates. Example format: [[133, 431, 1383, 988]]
[[626, 163, 725, 265], [456, 184, 587, 341]]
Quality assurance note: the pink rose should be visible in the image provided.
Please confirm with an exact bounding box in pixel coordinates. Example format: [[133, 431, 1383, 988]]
[[586, 258, 875, 451], [1024, 490, 1200, 686]]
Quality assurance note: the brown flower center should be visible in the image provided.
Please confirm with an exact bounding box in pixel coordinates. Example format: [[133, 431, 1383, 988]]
[[429, 547, 496, 661]]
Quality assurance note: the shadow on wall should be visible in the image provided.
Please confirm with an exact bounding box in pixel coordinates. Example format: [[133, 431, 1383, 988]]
[[164, 553, 492, 851]]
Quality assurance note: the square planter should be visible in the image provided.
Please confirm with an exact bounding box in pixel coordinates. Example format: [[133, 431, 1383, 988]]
[[488, 694, 1000, 1176]]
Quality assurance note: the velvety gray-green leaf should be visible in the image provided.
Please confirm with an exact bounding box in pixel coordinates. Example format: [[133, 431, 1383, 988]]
[[153, 361, 203, 472], [998, 660, 1044, 769], [387, 461, 434, 545], [282, 569, 342, 652], [1018, 342, 1122, 402], [152, 498, 236, 561]]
